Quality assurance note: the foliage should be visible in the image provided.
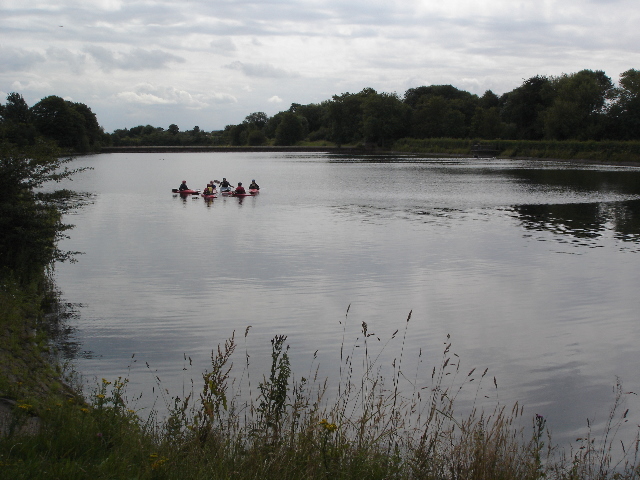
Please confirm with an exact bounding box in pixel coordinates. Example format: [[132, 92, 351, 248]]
[[2, 321, 640, 480], [1, 93, 106, 152], [0, 142, 88, 284]]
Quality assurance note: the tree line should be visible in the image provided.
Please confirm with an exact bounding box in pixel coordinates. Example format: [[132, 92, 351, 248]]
[[2, 68, 640, 151], [110, 69, 640, 149]]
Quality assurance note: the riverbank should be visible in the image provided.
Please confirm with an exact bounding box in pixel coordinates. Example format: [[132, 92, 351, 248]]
[[98, 140, 640, 167]]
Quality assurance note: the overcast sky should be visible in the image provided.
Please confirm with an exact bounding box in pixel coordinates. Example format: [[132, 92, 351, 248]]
[[1, 0, 639, 132]]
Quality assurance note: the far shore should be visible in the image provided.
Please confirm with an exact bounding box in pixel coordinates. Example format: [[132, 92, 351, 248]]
[[97, 145, 640, 167]]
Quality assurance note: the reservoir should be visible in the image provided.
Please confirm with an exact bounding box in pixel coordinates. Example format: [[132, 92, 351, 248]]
[[54, 152, 640, 445]]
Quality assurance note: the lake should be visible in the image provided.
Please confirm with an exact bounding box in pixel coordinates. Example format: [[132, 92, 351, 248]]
[[54, 152, 640, 445]]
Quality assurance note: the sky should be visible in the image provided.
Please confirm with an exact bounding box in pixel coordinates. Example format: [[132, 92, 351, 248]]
[[1, 0, 639, 133]]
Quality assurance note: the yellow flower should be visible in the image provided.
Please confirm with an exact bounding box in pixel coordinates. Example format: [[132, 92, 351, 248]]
[[96, 394, 105, 399], [80, 408, 90, 413], [17, 404, 32, 410], [102, 378, 112, 385]]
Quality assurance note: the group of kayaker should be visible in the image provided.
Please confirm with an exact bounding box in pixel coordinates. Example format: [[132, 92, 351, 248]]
[[177, 178, 260, 195]]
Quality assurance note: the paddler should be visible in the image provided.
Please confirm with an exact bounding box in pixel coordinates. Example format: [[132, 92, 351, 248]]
[[219, 178, 231, 190], [234, 182, 246, 195], [178, 180, 189, 191], [203, 183, 215, 195], [249, 179, 260, 190]]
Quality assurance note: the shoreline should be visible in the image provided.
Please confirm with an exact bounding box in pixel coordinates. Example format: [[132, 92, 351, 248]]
[[97, 145, 640, 167]]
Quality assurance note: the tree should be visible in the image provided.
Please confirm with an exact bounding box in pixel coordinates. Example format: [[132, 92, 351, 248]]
[[0, 93, 36, 146], [168, 124, 180, 135], [30, 96, 88, 150], [361, 92, 410, 147], [2, 92, 31, 124], [274, 112, 306, 146], [501, 76, 554, 139], [544, 70, 614, 140], [0, 141, 88, 283], [608, 69, 640, 139], [411, 96, 466, 138], [244, 112, 269, 130]]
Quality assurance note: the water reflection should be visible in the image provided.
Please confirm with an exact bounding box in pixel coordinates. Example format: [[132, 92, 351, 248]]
[[512, 199, 640, 250]]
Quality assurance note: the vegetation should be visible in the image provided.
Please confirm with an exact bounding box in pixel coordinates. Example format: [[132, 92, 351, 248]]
[[0, 141, 89, 444], [3, 68, 640, 160], [0, 93, 108, 152], [2, 316, 640, 479]]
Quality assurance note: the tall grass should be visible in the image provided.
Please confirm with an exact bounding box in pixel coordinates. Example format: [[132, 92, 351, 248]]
[[393, 137, 640, 163], [2, 309, 640, 479]]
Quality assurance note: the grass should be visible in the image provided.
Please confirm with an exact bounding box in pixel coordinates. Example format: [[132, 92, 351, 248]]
[[392, 137, 640, 163], [2, 308, 640, 479]]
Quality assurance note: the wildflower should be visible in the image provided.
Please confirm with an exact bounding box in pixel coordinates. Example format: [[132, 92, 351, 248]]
[[102, 378, 111, 385], [17, 404, 32, 411], [96, 394, 105, 399], [151, 456, 168, 470], [80, 408, 90, 413]]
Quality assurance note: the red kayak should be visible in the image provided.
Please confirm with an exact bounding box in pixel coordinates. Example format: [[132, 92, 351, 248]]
[[249, 189, 259, 194], [201, 194, 217, 199], [172, 188, 200, 195]]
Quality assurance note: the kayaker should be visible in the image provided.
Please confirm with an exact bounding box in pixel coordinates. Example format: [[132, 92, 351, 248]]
[[234, 182, 246, 195], [219, 178, 231, 189], [203, 183, 215, 195], [249, 179, 260, 190], [209, 181, 217, 192], [178, 180, 189, 191]]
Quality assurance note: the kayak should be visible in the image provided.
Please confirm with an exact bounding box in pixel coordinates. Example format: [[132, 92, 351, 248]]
[[172, 188, 200, 195], [230, 192, 255, 197], [249, 189, 259, 194], [201, 194, 217, 199]]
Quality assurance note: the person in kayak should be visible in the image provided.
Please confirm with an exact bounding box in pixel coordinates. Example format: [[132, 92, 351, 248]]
[[209, 181, 217, 192], [249, 179, 260, 190], [219, 178, 231, 190], [234, 182, 246, 195], [203, 183, 215, 195], [178, 180, 189, 191]]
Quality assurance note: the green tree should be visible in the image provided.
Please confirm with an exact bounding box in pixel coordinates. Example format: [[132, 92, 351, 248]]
[[274, 112, 306, 146], [608, 69, 640, 139], [244, 112, 269, 130], [0, 93, 37, 146], [0, 142, 87, 284], [30, 96, 88, 150], [544, 70, 614, 140], [362, 92, 410, 147], [501, 76, 554, 139]]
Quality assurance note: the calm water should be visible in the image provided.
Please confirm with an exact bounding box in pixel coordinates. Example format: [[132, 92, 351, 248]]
[[54, 152, 640, 444]]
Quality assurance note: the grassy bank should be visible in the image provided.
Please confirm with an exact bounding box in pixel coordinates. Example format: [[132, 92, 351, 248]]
[[393, 138, 640, 163], [2, 316, 640, 479]]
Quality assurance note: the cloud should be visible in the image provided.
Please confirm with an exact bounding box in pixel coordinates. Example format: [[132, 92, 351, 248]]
[[114, 83, 236, 108], [267, 95, 283, 103], [223, 61, 299, 79], [84, 46, 186, 71], [0, 46, 45, 72], [46, 47, 87, 74]]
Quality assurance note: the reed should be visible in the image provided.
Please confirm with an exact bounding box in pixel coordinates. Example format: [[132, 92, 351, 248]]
[[2, 308, 640, 479]]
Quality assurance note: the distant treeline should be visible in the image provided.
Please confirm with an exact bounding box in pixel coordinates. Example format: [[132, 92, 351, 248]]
[[2, 68, 640, 153], [109, 68, 640, 150]]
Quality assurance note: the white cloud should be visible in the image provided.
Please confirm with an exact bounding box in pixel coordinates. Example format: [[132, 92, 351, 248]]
[[267, 95, 283, 103], [84, 46, 186, 71], [223, 61, 298, 79]]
